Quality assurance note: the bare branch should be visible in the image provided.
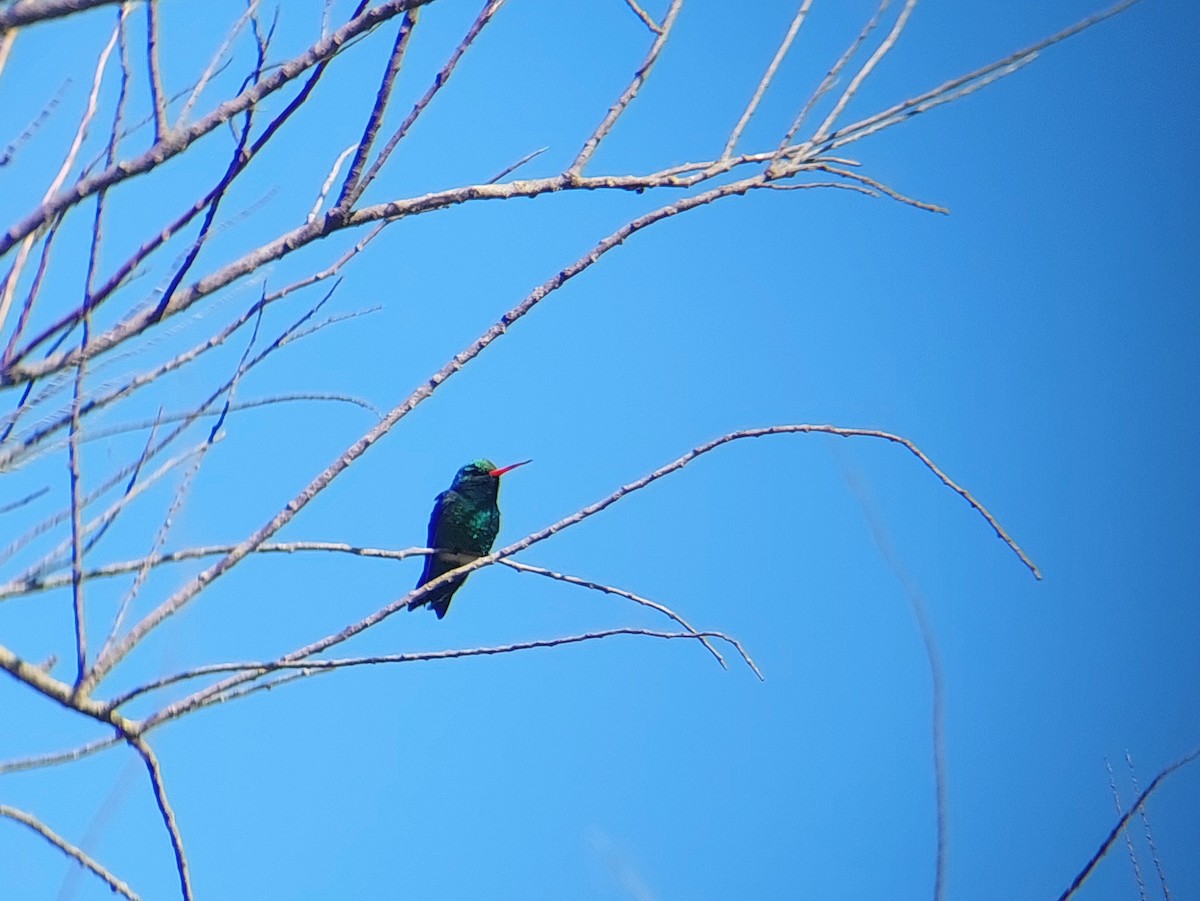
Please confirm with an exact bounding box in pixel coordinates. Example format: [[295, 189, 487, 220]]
[[820, 56, 1038, 154], [118, 630, 755, 712], [486, 146, 549, 184], [0, 0, 127, 31], [0, 486, 49, 515], [0, 541, 427, 600], [1127, 751, 1173, 898], [0, 29, 15, 82], [0, 18, 119, 335], [1103, 755, 1146, 894], [0, 734, 122, 774], [7, 440, 215, 584], [837, 452, 948, 901], [129, 736, 192, 901], [723, 1, 813, 160], [620, 0, 662, 34], [771, 0, 890, 166], [568, 0, 683, 175], [0, 77, 70, 168], [334, 7, 418, 207], [813, 0, 1143, 157], [1, 216, 62, 369], [339, 0, 505, 211], [0, 804, 140, 900], [498, 558, 753, 675], [309, 144, 357, 223], [0, 146, 955, 386], [144, 0, 168, 141], [1060, 745, 1200, 900], [175, 1, 258, 127], [811, 0, 917, 145], [67, 325, 90, 687], [0, 642, 125, 724], [81, 392, 382, 445], [0, 0, 436, 258], [97, 416, 164, 658], [810, 162, 947, 214]]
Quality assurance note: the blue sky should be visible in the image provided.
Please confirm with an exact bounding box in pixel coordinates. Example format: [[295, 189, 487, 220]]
[[1, 0, 1198, 898]]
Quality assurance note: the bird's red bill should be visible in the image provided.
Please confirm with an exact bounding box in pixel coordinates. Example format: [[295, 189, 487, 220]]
[[488, 459, 531, 477]]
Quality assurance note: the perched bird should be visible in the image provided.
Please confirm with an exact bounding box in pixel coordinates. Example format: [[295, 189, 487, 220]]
[[408, 458, 530, 618]]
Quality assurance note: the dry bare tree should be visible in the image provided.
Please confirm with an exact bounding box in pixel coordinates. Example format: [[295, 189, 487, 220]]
[[1, 1, 1191, 898]]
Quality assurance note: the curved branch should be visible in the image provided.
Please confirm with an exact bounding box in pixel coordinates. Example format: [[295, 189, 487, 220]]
[[498, 558, 754, 675], [119, 629, 755, 713], [129, 736, 191, 901], [139, 422, 1032, 728], [0, 804, 139, 900]]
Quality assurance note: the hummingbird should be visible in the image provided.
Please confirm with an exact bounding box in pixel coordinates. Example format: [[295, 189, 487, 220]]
[[408, 458, 530, 618]]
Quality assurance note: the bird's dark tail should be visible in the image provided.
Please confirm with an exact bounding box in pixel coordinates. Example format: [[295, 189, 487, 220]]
[[408, 581, 454, 617]]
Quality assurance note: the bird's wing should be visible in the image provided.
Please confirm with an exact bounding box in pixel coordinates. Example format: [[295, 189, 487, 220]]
[[417, 489, 453, 586]]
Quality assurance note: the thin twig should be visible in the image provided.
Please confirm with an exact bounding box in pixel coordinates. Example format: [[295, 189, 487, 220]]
[[146, 5, 273, 325], [0, 0, 437, 258], [0, 805, 140, 900], [144, 0, 168, 141], [810, 162, 947, 213], [814, 0, 1144, 156], [772, 0, 890, 164], [498, 558, 750, 674], [81, 392, 382, 444], [310, 145, 357, 223], [0, 487, 49, 516], [487, 146, 549, 184], [723, 1, 813, 160], [1, 215, 62, 370], [176, 1, 258, 127], [98, 414, 164, 658], [119, 630, 753, 712], [334, 7, 418, 206], [2, 263, 375, 472], [0, 734, 122, 775], [77, 287, 342, 690], [568, 0, 683, 175], [0, 77, 70, 168], [128, 736, 192, 901], [820, 56, 1038, 155], [621, 0, 662, 33], [1126, 750, 1172, 899], [67, 318, 90, 687], [811, 0, 917, 145], [0, 541, 428, 600], [837, 450, 948, 901], [0, 20, 120, 336], [339, 0, 504, 211], [1060, 745, 1200, 900], [7, 441, 215, 585], [1105, 755, 1147, 898]]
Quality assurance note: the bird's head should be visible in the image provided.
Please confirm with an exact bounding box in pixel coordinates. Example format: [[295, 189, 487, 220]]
[[451, 458, 531, 497]]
